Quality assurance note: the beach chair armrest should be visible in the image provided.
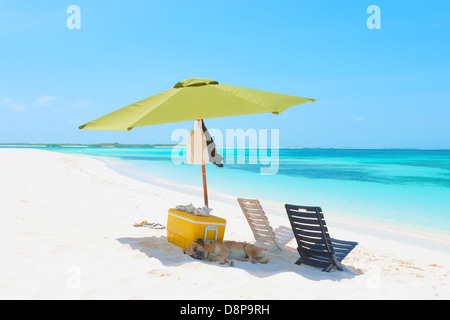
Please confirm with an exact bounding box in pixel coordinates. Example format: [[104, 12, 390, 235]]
[[329, 238, 358, 246]]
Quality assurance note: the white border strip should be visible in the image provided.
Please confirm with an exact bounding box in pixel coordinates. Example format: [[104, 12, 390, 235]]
[[168, 212, 226, 226]]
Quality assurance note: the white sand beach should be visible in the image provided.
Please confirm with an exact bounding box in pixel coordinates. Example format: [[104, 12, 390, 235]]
[[0, 148, 449, 300]]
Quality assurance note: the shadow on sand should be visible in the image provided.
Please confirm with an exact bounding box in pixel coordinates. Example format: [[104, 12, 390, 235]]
[[117, 235, 361, 281]]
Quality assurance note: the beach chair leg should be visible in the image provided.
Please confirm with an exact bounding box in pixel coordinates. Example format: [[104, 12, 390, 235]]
[[322, 263, 335, 272], [268, 246, 278, 253], [332, 255, 343, 271], [268, 244, 285, 253], [295, 257, 303, 265], [322, 260, 342, 272]]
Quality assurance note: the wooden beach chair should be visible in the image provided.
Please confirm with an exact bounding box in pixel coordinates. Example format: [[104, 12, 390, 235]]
[[285, 204, 358, 272], [237, 198, 294, 252]]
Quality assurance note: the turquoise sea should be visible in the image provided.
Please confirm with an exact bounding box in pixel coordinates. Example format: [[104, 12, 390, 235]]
[[5, 146, 450, 236]]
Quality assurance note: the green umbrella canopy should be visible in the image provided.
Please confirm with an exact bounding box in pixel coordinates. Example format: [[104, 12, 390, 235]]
[[79, 78, 315, 131]]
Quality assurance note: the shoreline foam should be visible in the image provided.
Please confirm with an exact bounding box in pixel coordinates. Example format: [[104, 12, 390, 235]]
[[97, 153, 450, 249]]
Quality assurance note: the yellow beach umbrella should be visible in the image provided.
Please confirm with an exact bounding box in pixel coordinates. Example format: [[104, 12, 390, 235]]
[[79, 78, 315, 206]]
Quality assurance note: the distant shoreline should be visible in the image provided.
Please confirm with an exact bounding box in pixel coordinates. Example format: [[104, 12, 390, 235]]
[[0, 143, 177, 148], [1, 144, 449, 151]]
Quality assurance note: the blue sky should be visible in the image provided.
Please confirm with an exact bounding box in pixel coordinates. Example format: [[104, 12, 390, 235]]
[[0, 0, 449, 148]]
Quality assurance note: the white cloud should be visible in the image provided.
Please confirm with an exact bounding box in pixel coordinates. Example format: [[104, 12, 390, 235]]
[[1, 94, 57, 112], [35, 95, 57, 106], [0, 97, 25, 111], [351, 114, 366, 122], [73, 100, 91, 110]]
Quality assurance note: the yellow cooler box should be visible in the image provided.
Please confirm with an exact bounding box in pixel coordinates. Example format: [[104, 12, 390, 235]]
[[167, 208, 227, 249]]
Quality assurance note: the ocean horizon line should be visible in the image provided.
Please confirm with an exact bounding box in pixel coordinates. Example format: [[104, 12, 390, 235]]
[[1, 143, 450, 151]]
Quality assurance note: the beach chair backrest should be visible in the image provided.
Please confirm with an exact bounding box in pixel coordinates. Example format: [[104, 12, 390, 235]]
[[237, 198, 282, 250], [285, 204, 335, 266], [285, 203, 358, 271]]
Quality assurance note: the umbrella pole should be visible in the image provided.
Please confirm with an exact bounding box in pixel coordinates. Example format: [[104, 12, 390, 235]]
[[198, 119, 209, 208], [202, 164, 209, 207]]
